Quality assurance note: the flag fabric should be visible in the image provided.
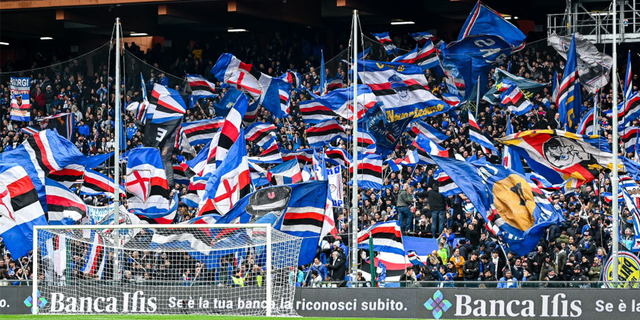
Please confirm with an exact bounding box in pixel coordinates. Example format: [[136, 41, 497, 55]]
[[319, 50, 327, 95], [80, 169, 126, 198], [406, 133, 451, 165], [279, 71, 301, 89], [458, 1, 526, 51], [273, 180, 329, 265], [306, 119, 347, 148], [499, 130, 618, 184], [199, 128, 251, 216], [621, 188, 640, 252], [45, 178, 86, 225], [48, 164, 84, 188], [391, 41, 439, 70], [577, 107, 596, 136], [81, 231, 103, 275], [267, 159, 303, 185], [173, 163, 191, 186], [126, 72, 150, 122], [135, 193, 178, 224], [622, 92, 640, 125], [358, 60, 450, 122], [205, 92, 248, 174], [281, 148, 315, 163], [326, 77, 343, 92], [350, 153, 383, 190], [407, 120, 449, 144], [21, 126, 40, 135], [371, 32, 398, 55], [500, 85, 534, 115], [624, 50, 633, 100], [468, 111, 498, 153], [358, 221, 410, 270], [177, 117, 224, 148], [125, 147, 172, 215], [483, 68, 548, 105], [245, 122, 277, 148], [430, 155, 563, 255], [320, 85, 378, 121], [502, 115, 524, 174], [147, 84, 187, 123], [434, 168, 461, 196], [187, 74, 216, 97], [248, 137, 283, 164], [351, 131, 377, 154], [39, 113, 74, 139], [407, 250, 425, 267], [299, 99, 338, 124], [325, 146, 352, 168], [548, 32, 613, 94], [0, 163, 47, 258], [622, 127, 640, 154], [384, 159, 403, 173], [312, 149, 327, 181], [442, 93, 461, 108], [557, 34, 582, 132], [9, 77, 31, 122], [409, 31, 433, 45], [278, 82, 291, 117]]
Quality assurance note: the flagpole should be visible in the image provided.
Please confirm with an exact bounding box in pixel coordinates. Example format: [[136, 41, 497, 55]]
[[611, 0, 620, 284], [475, 75, 480, 119], [113, 17, 122, 281], [351, 9, 359, 283]]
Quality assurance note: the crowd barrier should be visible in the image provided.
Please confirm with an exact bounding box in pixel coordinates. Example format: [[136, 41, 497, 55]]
[[2, 283, 639, 318]]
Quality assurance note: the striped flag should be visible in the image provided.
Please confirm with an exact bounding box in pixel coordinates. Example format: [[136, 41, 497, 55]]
[[48, 164, 84, 188], [299, 99, 338, 124], [500, 85, 534, 115], [126, 148, 172, 215], [502, 115, 524, 174], [177, 117, 224, 148], [20, 126, 40, 135], [326, 77, 343, 92], [205, 93, 248, 175], [173, 163, 191, 185], [248, 137, 282, 164], [126, 73, 150, 122], [320, 85, 377, 121], [371, 32, 398, 55], [267, 159, 303, 185], [409, 31, 433, 45], [148, 84, 187, 123], [81, 231, 103, 275], [404, 133, 451, 165], [577, 106, 596, 136], [556, 34, 582, 132], [468, 111, 498, 154], [623, 127, 640, 154], [624, 50, 633, 101], [0, 163, 48, 258], [279, 71, 301, 89], [306, 119, 347, 148], [434, 168, 461, 196], [39, 113, 74, 139], [407, 121, 449, 144], [350, 131, 377, 154], [325, 146, 352, 168], [187, 74, 216, 97], [80, 169, 126, 198], [45, 178, 86, 225], [392, 40, 438, 69], [350, 153, 382, 190], [245, 122, 277, 148], [281, 148, 315, 163], [357, 221, 405, 257], [442, 92, 461, 108], [199, 128, 251, 216]]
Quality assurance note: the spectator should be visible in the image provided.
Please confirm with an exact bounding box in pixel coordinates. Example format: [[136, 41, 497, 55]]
[[449, 248, 465, 280], [462, 251, 480, 282], [497, 269, 517, 288], [397, 184, 414, 234], [326, 251, 346, 281], [399, 266, 416, 287]]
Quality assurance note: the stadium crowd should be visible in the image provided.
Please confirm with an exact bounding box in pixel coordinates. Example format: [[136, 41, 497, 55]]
[[1, 32, 639, 287]]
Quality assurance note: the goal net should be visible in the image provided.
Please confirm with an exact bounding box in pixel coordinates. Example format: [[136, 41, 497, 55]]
[[32, 224, 302, 316]]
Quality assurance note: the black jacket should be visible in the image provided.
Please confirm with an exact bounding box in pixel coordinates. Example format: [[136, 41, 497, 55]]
[[327, 256, 347, 281], [463, 259, 480, 280]]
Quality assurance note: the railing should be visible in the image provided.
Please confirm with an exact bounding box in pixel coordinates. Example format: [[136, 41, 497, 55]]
[[547, 9, 640, 43]]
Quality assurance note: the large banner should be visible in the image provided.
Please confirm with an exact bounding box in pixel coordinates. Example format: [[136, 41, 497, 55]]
[[10, 77, 31, 122], [2, 286, 636, 318]]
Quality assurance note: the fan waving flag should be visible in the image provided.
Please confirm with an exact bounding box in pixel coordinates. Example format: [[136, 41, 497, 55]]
[[0, 163, 47, 258], [245, 122, 277, 148], [557, 34, 582, 132], [199, 127, 251, 216], [499, 130, 618, 184], [325, 146, 352, 168], [371, 32, 398, 55], [357, 60, 450, 122], [125, 148, 172, 215], [391, 41, 439, 70], [204, 92, 248, 175], [500, 85, 534, 115], [405, 133, 451, 165], [39, 113, 74, 140], [45, 178, 86, 225], [320, 85, 378, 121], [358, 221, 408, 272], [147, 84, 187, 123], [431, 155, 563, 255], [177, 117, 224, 148], [577, 107, 596, 136], [248, 137, 283, 164]]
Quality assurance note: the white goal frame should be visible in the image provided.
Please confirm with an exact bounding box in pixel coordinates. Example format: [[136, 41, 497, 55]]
[[32, 223, 274, 316]]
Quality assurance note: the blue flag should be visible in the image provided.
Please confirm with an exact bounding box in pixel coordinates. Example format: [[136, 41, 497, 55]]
[[458, 1, 526, 51], [430, 155, 564, 255], [558, 34, 582, 132]]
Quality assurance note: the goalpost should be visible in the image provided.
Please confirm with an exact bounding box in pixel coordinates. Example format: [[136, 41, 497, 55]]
[[32, 224, 302, 316]]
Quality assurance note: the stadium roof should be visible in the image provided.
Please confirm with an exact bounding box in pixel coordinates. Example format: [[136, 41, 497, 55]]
[[0, 0, 565, 43]]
